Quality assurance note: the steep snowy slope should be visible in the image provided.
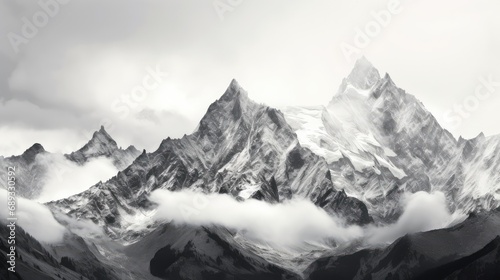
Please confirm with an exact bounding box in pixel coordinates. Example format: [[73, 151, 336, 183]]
[[283, 57, 500, 221], [448, 134, 500, 213]]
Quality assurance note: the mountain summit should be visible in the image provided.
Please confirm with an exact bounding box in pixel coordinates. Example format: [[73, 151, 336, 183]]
[[66, 126, 140, 169], [346, 56, 381, 90], [286, 58, 500, 220], [69, 126, 118, 160], [21, 143, 46, 162]]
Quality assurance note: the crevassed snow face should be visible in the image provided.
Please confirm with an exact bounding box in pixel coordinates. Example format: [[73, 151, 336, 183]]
[[282, 91, 406, 187]]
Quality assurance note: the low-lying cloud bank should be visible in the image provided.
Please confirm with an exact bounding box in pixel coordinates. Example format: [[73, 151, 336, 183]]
[[150, 189, 363, 246], [36, 153, 119, 203], [0, 189, 66, 243], [0, 185, 466, 249], [52, 211, 105, 239], [149, 189, 466, 247], [0, 189, 106, 244], [0, 153, 117, 243]]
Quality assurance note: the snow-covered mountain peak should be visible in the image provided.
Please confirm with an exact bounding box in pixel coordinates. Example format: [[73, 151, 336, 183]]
[[25, 142, 45, 152], [475, 132, 486, 141], [64, 126, 118, 161], [65, 126, 140, 169], [21, 143, 46, 162], [458, 132, 486, 145], [195, 79, 259, 138], [228, 78, 242, 90], [220, 78, 249, 102], [346, 56, 381, 90], [89, 125, 118, 148], [0, 128, 140, 200], [334, 57, 382, 100]]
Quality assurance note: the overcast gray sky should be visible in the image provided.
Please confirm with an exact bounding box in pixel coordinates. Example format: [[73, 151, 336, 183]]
[[1, 0, 499, 156]]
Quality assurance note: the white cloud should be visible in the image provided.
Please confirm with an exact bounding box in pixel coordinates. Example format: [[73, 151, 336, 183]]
[[36, 154, 119, 203], [53, 211, 105, 239], [0, 125, 89, 156], [0, 189, 66, 243], [366, 191, 467, 246], [149, 190, 467, 248], [0, 187, 467, 249], [149, 189, 364, 246], [0, 188, 106, 244]]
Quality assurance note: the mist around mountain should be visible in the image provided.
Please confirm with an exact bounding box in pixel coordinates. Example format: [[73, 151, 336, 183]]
[[0, 126, 140, 201], [1, 58, 499, 279]]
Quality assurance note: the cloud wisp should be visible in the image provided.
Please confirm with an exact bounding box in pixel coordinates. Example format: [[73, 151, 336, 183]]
[[365, 191, 467, 246], [0, 189, 66, 243], [0, 186, 467, 250], [149, 189, 466, 248], [149, 189, 364, 246], [36, 154, 118, 203]]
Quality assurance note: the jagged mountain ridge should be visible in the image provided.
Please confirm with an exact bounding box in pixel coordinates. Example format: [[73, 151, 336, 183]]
[[4, 58, 500, 279], [49, 79, 372, 243], [283, 57, 500, 221], [48, 59, 500, 249], [0, 128, 140, 199], [66, 126, 140, 170]]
